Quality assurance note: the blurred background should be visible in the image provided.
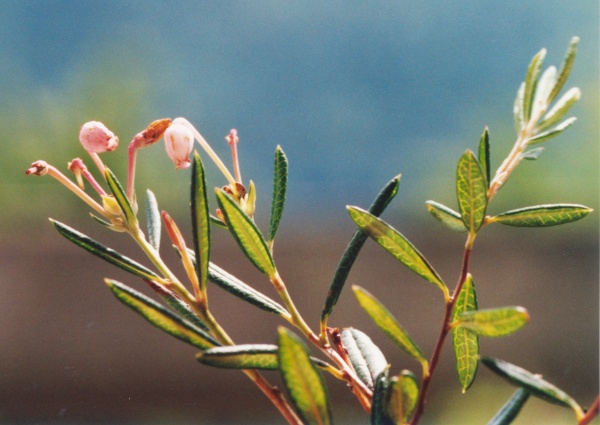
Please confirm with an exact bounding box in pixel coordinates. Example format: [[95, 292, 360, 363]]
[[1, 1, 598, 424]]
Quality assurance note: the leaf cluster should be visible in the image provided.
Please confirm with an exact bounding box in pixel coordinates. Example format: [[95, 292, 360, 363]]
[[40, 38, 596, 425]]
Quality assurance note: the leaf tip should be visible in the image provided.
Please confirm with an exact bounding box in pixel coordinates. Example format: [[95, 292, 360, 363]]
[[517, 306, 531, 322], [351, 284, 363, 293]]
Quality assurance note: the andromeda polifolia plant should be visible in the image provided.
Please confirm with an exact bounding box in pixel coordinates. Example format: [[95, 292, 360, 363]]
[[27, 37, 598, 424]]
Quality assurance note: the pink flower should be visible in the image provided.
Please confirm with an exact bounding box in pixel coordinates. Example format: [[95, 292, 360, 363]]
[[79, 121, 118, 153], [164, 122, 194, 169]]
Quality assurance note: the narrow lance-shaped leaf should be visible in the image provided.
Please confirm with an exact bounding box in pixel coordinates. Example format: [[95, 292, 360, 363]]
[[105, 168, 138, 229], [145, 189, 161, 250], [89, 213, 115, 228], [548, 36, 579, 104], [197, 344, 279, 370], [451, 273, 479, 392], [353, 286, 426, 365], [208, 262, 287, 316], [215, 189, 276, 279], [245, 180, 257, 216], [481, 357, 582, 415], [191, 152, 210, 291], [371, 370, 394, 425], [522, 48, 546, 123], [210, 214, 228, 229], [348, 207, 448, 297], [385, 370, 419, 425], [487, 388, 531, 425], [530, 66, 557, 120], [456, 150, 487, 233], [491, 204, 592, 227], [537, 87, 581, 132], [521, 147, 545, 161], [196, 344, 330, 371], [478, 127, 491, 187], [341, 328, 388, 390], [454, 306, 529, 337], [268, 145, 288, 243], [51, 219, 159, 281], [425, 201, 467, 232], [513, 82, 525, 133], [145, 280, 209, 331], [527, 116, 577, 145], [106, 279, 219, 349], [183, 247, 287, 316], [322, 175, 401, 322], [278, 327, 332, 425]]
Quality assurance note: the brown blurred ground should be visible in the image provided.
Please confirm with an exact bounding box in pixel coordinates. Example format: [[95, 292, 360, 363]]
[[1, 218, 597, 424]]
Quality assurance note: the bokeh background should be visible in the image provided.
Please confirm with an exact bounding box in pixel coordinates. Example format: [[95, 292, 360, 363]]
[[1, 1, 598, 424]]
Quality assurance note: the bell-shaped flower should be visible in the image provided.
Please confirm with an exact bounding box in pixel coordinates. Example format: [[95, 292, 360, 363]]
[[79, 121, 118, 153], [164, 122, 194, 169]]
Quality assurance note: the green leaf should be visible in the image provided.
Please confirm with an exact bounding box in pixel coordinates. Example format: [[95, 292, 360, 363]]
[[89, 213, 114, 228], [183, 247, 286, 315], [208, 262, 287, 315], [521, 147, 545, 161], [106, 279, 219, 349], [537, 87, 581, 132], [145, 280, 209, 331], [386, 370, 419, 424], [353, 286, 426, 364], [451, 274, 479, 392], [491, 204, 592, 227], [322, 175, 401, 322], [478, 127, 491, 187], [51, 219, 159, 281], [196, 344, 329, 371], [481, 357, 581, 412], [215, 189, 276, 279], [371, 370, 394, 425], [347, 207, 447, 296], [548, 36, 579, 104], [513, 82, 525, 133], [245, 180, 257, 216], [454, 307, 529, 337], [487, 388, 531, 425], [268, 145, 288, 243], [425, 201, 467, 232], [209, 214, 228, 229], [456, 150, 488, 233], [522, 48, 546, 123], [341, 328, 388, 390], [528, 117, 577, 145], [145, 190, 161, 250], [105, 168, 138, 229], [530, 66, 557, 120], [197, 344, 279, 369], [191, 152, 211, 291], [278, 327, 332, 425]]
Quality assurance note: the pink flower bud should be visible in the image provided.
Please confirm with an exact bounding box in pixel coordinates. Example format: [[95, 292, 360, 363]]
[[79, 121, 118, 153], [164, 123, 194, 169]]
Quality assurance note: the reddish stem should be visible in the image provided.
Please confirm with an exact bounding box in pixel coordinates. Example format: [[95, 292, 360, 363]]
[[410, 234, 474, 425], [127, 142, 138, 201], [579, 395, 600, 425]]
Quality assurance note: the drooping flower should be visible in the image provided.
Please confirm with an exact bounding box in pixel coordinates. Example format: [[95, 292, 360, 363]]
[[164, 122, 194, 169], [79, 121, 118, 153]]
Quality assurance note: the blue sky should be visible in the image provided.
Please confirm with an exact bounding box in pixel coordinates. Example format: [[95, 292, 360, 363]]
[[3, 1, 598, 223]]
